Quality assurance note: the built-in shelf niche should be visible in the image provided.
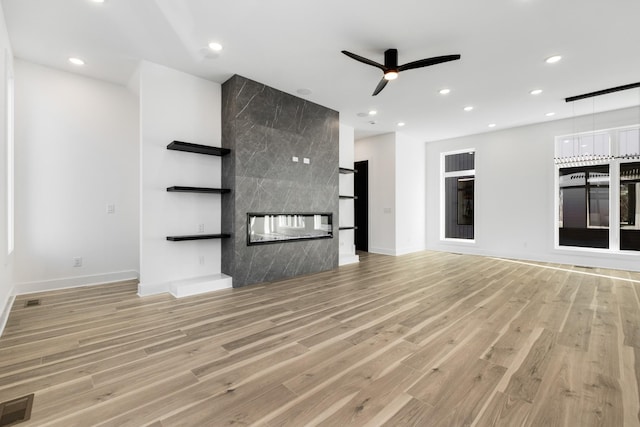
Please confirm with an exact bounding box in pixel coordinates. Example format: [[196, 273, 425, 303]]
[[166, 140, 231, 242], [166, 234, 231, 241]]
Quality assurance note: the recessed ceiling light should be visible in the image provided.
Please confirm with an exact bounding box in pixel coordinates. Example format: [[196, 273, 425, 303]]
[[356, 112, 368, 117], [545, 112, 556, 117], [530, 89, 543, 95], [545, 55, 562, 64], [397, 122, 405, 127], [464, 106, 474, 112], [208, 42, 223, 52], [90, 0, 105, 3], [488, 123, 496, 128], [368, 110, 377, 116], [296, 88, 312, 96], [439, 88, 451, 95], [68, 57, 85, 66]]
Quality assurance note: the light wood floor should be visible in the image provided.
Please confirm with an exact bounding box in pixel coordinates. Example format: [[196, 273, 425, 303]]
[[2, 251, 640, 426]]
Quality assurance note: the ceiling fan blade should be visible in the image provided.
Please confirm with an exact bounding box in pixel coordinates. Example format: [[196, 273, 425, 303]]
[[342, 50, 386, 71], [398, 54, 461, 72], [372, 78, 388, 96]]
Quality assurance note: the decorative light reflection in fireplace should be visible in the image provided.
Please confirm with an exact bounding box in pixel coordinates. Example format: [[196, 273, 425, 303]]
[[247, 213, 333, 245]]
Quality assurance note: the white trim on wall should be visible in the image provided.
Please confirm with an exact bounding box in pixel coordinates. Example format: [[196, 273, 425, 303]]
[[14, 270, 138, 295], [0, 289, 14, 337]]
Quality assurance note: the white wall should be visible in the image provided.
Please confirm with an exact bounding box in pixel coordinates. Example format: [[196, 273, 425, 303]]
[[138, 61, 225, 294], [13, 59, 139, 293], [426, 106, 640, 271], [0, 3, 13, 330], [355, 133, 396, 255], [395, 133, 426, 255], [355, 132, 427, 256]]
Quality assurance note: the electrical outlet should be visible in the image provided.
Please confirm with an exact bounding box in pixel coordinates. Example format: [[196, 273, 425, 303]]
[[198, 223, 205, 233], [106, 204, 115, 214], [73, 257, 82, 267], [303, 157, 310, 164], [292, 156, 299, 162]]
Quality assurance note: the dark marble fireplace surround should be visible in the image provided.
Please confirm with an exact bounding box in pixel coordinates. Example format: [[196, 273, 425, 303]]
[[221, 75, 339, 287]]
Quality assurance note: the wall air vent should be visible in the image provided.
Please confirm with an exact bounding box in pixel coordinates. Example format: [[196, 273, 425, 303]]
[[24, 299, 41, 308]]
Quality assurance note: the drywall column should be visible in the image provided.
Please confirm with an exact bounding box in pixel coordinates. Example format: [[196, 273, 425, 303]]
[[138, 61, 229, 296], [395, 133, 426, 255]]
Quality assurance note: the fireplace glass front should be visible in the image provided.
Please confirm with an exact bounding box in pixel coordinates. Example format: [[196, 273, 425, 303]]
[[247, 213, 333, 245]]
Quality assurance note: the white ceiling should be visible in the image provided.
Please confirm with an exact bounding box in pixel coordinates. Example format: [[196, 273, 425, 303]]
[[2, 0, 640, 142]]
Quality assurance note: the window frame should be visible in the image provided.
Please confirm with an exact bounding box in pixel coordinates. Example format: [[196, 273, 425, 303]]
[[554, 124, 640, 253], [440, 148, 476, 243]]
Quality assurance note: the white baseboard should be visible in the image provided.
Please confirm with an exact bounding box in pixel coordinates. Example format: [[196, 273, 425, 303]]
[[14, 270, 139, 295], [0, 291, 15, 338], [395, 246, 426, 256], [138, 273, 233, 298], [369, 246, 426, 256], [368, 247, 396, 256], [339, 253, 360, 266], [137, 280, 169, 297]]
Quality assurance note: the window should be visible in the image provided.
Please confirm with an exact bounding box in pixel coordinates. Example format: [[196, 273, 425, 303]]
[[555, 125, 640, 252], [620, 162, 640, 250], [558, 166, 609, 248], [442, 150, 475, 240]]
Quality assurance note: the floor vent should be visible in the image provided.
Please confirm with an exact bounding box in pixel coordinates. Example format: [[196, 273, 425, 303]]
[[0, 394, 34, 426], [24, 299, 41, 308]]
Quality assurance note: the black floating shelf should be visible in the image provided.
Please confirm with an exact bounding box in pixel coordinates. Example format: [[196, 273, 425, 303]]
[[339, 167, 356, 174], [167, 141, 230, 156], [339, 195, 356, 199], [167, 186, 230, 194], [339, 226, 357, 230], [166, 234, 231, 241]]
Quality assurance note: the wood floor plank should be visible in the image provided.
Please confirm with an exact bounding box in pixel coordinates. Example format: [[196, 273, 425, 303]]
[[0, 251, 638, 426], [473, 391, 531, 427]]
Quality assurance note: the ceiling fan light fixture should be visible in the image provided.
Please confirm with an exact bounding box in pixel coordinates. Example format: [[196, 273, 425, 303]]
[[208, 42, 223, 52], [545, 55, 562, 64], [384, 71, 398, 81]]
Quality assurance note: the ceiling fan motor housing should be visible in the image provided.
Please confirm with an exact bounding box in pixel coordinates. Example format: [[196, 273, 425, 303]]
[[384, 49, 398, 70]]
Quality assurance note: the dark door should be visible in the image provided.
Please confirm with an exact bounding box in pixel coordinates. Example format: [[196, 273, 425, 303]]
[[354, 160, 368, 252]]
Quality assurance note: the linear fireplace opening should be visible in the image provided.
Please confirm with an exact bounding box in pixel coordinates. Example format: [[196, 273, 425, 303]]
[[247, 213, 333, 245]]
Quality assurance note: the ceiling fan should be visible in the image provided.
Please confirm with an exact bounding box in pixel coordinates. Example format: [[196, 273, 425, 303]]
[[341, 48, 461, 96]]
